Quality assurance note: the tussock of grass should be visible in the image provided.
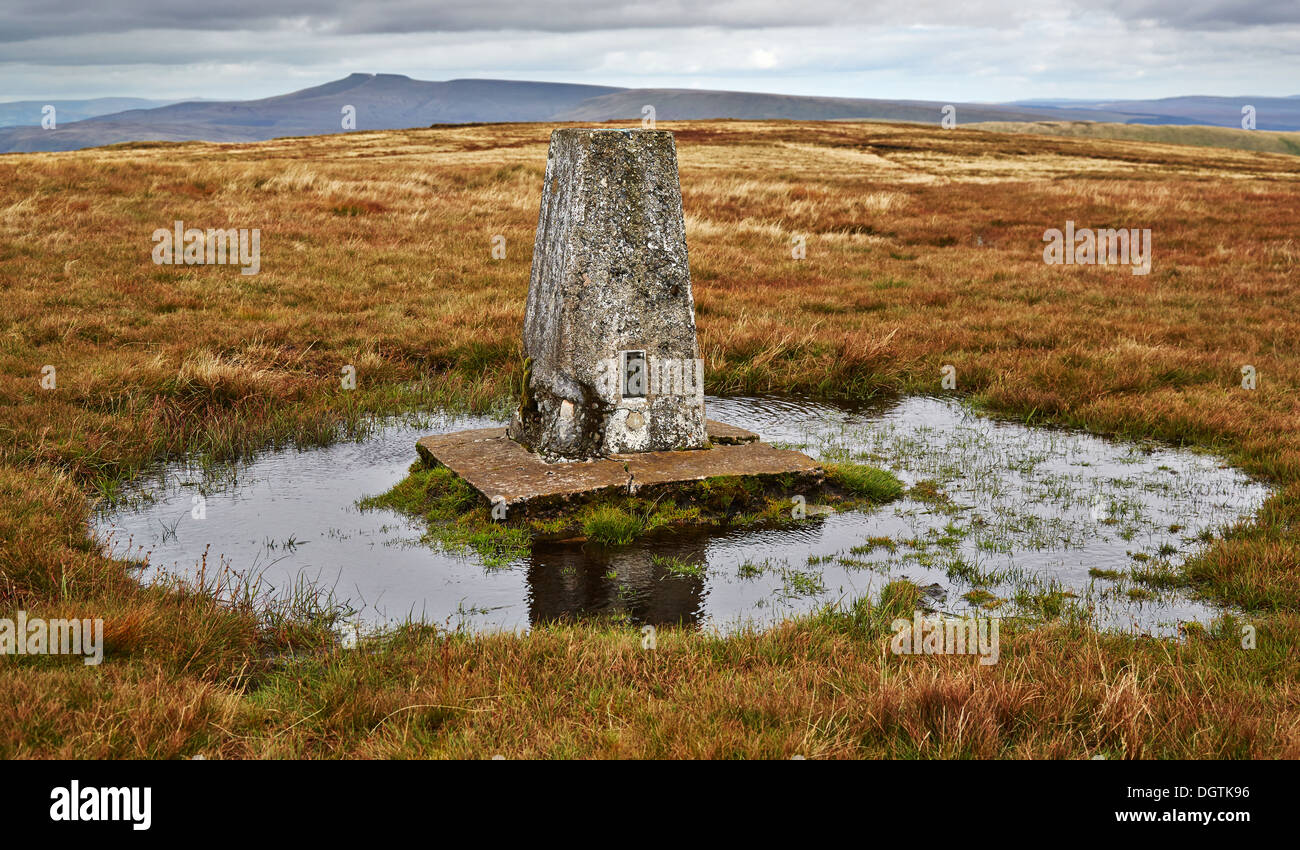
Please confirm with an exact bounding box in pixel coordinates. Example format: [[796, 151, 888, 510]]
[[1131, 561, 1186, 591], [853, 536, 899, 555], [583, 506, 642, 547], [824, 462, 904, 502], [363, 464, 478, 521]]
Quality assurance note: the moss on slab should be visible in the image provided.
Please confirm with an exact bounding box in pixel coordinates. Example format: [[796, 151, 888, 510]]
[[362, 460, 903, 561]]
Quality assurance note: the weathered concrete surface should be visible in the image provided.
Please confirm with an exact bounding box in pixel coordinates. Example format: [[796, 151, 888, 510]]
[[700, 420, 758, 445], [417, 421, 817, 510], [509, 128, 707, 460]]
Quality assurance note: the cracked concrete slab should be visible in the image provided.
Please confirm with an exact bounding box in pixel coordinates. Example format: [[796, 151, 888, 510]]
[[415, 420, 819, 510]]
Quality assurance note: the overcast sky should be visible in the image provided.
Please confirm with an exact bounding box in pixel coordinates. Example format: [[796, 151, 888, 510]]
[[1, 0, 1296, 103]]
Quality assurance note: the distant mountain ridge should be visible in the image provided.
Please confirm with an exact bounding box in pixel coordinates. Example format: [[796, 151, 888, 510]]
[[0, 75, 623, 152], [0, 97, 186, 128], [2, 73, 1297, 154], [1006, 96, 1300, 129], [549, 88, 1126, 124]]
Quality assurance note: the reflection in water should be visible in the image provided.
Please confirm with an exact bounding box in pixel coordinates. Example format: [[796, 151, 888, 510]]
[[527, 530, 710, 627], [92, 396, 1272, 637]]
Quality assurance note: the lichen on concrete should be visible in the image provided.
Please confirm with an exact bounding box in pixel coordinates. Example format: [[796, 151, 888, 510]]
[[508, 128, 708, 460]]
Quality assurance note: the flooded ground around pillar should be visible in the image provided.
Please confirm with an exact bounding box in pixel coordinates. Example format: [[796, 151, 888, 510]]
[[92, 396, 1271, 637]]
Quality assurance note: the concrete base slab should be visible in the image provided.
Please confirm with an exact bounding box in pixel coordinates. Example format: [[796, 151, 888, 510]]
[[416, 420, 822, 510]]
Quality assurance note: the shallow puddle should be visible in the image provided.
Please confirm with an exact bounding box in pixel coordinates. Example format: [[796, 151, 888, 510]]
[[92, 396, 1271, 636]]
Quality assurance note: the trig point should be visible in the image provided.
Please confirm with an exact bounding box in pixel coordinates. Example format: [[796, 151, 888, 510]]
[[417, 127, 822, 512], [508, 128, 708, 460]]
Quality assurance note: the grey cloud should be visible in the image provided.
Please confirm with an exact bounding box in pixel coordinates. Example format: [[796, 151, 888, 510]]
[[9, 0, 830, 43], [1100, 0, 1300, 28], [12, 0, 1288, 44], [2, 0, 1289, 47]]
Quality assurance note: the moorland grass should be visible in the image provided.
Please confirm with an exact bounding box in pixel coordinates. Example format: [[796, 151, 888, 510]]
[[1, 120, 1298, 757]]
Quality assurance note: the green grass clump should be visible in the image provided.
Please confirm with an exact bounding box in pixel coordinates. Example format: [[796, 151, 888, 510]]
[[1012, 587, 1079, 621], [825, 462, 904, 502], [945, 557, 998, 587], [652, 555, 705, 578], [780, 568, 826, 598], [1131, 561, 1186, 590], [852, 536, 898, 554], [458, 524, 531, 569], [582, 506, 642, 547], [361, 463, 478, 521], [813, 579, 923, 638]]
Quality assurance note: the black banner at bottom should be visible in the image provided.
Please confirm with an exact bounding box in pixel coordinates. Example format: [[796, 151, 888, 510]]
[[5, 759, 1282, 837]]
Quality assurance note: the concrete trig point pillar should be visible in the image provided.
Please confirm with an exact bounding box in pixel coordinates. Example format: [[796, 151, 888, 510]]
[[509, 128, 708, 460]]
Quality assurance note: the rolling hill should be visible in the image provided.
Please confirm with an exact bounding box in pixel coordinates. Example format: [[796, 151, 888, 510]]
[[0, 97, 183, 128], [0, 75, 622, 153], [2, 73, 1296, 154], [1008, 95, 1300, 130], [963, 120, 1300, 156]]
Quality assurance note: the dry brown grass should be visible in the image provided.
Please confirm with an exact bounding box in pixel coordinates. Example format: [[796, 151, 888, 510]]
[[1, 119, 1298, 758], [964, 120, 1300, 157]]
